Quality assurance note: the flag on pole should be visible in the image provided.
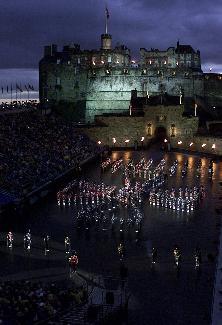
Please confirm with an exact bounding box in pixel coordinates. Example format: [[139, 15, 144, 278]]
[[16, 84, 23, 92], [106, 7, 109, 19], [1, 87, 3, 94], [28, 84, 34, 91]]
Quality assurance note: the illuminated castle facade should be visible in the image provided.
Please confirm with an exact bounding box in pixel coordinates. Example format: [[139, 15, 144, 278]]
[[39, 19, 222, 122]]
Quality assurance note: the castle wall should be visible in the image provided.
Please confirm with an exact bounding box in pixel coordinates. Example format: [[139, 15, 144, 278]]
[[85, 68, 204, 121], [204, 75, 222, 109], [81, 105, 199, 147]]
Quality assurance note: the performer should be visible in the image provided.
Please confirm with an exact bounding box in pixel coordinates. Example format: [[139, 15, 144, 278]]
[[151, 247, 157, 264], [44, 235, 50, 254], [69, 251, 79, 275], [117, 243, 125, 260], [24, 229, 31, 251], [65, 236, 71, 254], [6, 231, 13, 249]]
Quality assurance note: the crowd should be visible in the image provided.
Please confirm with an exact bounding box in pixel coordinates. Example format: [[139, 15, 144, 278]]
[[0, 101, 38, 113], [0, 111, 101, 200], [0, 280, 87, 324]]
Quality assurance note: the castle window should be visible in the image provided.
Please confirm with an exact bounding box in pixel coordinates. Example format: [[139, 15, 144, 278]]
[[77, 58, 80, 64], [108, 56, 112, 63], [142, 69, 147, 75], [56, 77, 61, 85], [147, 123, 152, 136], [123, 69, 129, 74], [106, 69, 111, 75], [56, 59, 60, 65], [67, 61, 71, 65], [92, 70, 96, 76], [171, 124, 176, 137]]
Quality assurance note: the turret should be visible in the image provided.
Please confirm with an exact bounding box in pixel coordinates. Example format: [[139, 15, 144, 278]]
[[101, 34, 112, 50]]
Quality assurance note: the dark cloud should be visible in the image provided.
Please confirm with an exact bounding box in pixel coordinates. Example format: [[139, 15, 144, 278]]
[[0, 0, 221, 71]]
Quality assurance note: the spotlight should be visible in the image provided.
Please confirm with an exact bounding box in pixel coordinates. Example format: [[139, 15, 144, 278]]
[[178, 141, 182, 145]]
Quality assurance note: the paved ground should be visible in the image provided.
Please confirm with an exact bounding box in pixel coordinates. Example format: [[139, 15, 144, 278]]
[[0, 147, 222, 324]]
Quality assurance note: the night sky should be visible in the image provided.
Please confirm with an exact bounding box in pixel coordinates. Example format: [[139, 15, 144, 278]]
[[0, 0, 221, 93]]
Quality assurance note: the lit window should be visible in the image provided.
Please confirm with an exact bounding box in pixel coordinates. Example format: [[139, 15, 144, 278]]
[[201, 143, 206, 147], [56, 59, 60, 65], [212, 144, 216, 149], [147, 123, 152, 136], [189, 142, 193, 146], [171, 124, 176, 137], [178, 141, 182, 145]]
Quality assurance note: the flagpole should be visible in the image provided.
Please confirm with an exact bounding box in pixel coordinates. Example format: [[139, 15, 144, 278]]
[[10, 84, 12, 105], [16, 86, 17, 104], [105, 11, 108, 34]]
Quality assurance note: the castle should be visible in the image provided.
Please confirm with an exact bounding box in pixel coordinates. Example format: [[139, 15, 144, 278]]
[[39, 16, 222, 123]]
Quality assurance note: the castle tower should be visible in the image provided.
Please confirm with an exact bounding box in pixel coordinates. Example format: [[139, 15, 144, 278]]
[[101, 33, 112, 50], [101, 6, 112, 50]]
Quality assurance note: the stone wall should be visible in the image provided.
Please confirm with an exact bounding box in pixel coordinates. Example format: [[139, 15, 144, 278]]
[[40, 58, 206, 122], [81, 103, 222, 156], [204, 74, 222, 109], [85, 68, 204, 121], [81, 104, 199, 148]]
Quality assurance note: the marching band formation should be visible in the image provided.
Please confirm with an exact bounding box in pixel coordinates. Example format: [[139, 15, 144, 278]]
[[56, 155, 210, 234], [3, 154, 213, 274]]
